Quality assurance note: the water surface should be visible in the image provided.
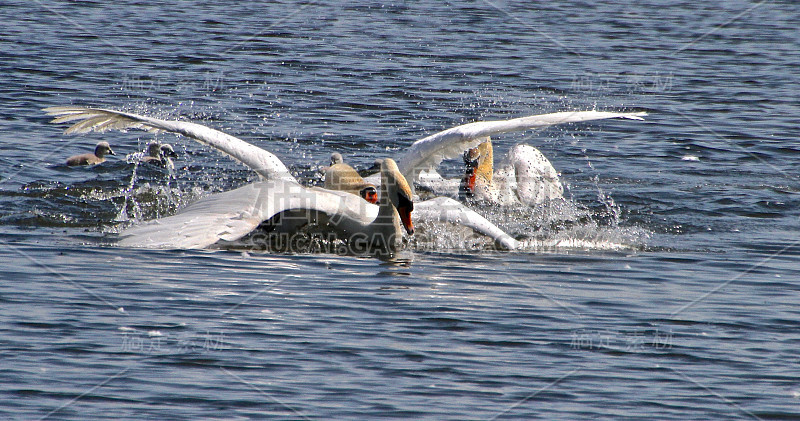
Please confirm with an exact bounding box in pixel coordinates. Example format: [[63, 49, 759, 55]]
[[1, 1, 799, 419]]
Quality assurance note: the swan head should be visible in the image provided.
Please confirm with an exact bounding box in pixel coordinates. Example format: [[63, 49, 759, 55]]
[[460, 147, 481, 197], [459, 138, 492, 198], [95, 141, 115, 157], [381, 158, 414, 235], [324, 158, 378, 204], [160, 144, 178, 158], [359, 186, 379, 204]]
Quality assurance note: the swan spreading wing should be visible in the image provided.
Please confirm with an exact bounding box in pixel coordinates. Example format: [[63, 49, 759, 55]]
[[44, 106, 296, 182], [118, 179, 378, 249], [394, 110, 647, 183]]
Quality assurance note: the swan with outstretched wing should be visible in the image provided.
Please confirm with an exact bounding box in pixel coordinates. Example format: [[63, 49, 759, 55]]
[[455, 139, 564, 205], [365, 110, 646, 197], [396, 110, 646, 183], [116, 159, 414, 252], [357, 110, 646, 209]]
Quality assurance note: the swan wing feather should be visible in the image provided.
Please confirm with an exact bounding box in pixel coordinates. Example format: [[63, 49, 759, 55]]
[[397, 110, 646, 182], [118, 180, 377, 249], [414, 197, 519, 250]]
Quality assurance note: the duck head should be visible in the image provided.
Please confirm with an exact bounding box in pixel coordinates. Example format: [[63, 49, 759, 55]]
[[146, 141, 162, 158], [160, 144, 178, 158], [95, 141, 115, 158]]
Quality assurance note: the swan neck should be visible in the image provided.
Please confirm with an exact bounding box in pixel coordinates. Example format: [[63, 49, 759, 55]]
[[378, 172, 401, 227], [476, 140, 493, 184]]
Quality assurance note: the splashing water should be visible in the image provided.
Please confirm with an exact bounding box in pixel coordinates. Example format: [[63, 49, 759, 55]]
[[114, 151, 146, 222]]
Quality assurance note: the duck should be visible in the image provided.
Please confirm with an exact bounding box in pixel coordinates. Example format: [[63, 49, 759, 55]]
[[65, 141, 115, 166], [159, 144, 178, 171], [323, 153, 379, 204], [458, 137, 564, 205], [140, 141, 178, 167]]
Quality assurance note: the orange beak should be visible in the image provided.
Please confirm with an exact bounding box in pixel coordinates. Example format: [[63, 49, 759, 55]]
[[460, 148, 479, 198], [465, 170, 476, 193], [460, 169, 476, 198], [398, 205, 414, 235], [365, 190, 378, 204]]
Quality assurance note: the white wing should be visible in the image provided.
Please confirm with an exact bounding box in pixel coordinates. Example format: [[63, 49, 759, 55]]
[[118, 179, 378, 249], [44, 106, 296, 182], [414, 197, 519, 250], [504, 144, 564, 205], [414, 169, 460, 198], [396, 110, 647, 183]]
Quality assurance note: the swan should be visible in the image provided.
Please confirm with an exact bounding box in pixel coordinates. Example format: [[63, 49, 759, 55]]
[[366, 110, 647, 191], [65, 141, 115, 166], [323, 153, 379, 204], [44, 106, 521, 252], [120, 158, 414, 253], [322, 153, 525, 250], [458, 138, 564, 205]]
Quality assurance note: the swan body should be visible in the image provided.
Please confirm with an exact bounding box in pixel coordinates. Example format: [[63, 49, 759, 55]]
[[460, 139, 563, 205], [65, 141, 115, 166], [117, 159, 412, 252]]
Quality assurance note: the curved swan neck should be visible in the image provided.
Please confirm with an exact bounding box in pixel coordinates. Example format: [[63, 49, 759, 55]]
[[475, 139, 493, 185], [376, 165, 403, 239], [325, 163, 374, 198], [368, 158, 414, 252]]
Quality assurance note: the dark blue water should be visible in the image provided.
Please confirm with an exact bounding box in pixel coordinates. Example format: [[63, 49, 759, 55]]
[[2, 1, 799, 419]]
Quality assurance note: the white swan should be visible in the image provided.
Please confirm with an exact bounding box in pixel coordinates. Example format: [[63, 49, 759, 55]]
[[44, 106, 521, 252], [119, 158, 414, 253], [366, 110, 647, 191], [458, 138, 564, 205]]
